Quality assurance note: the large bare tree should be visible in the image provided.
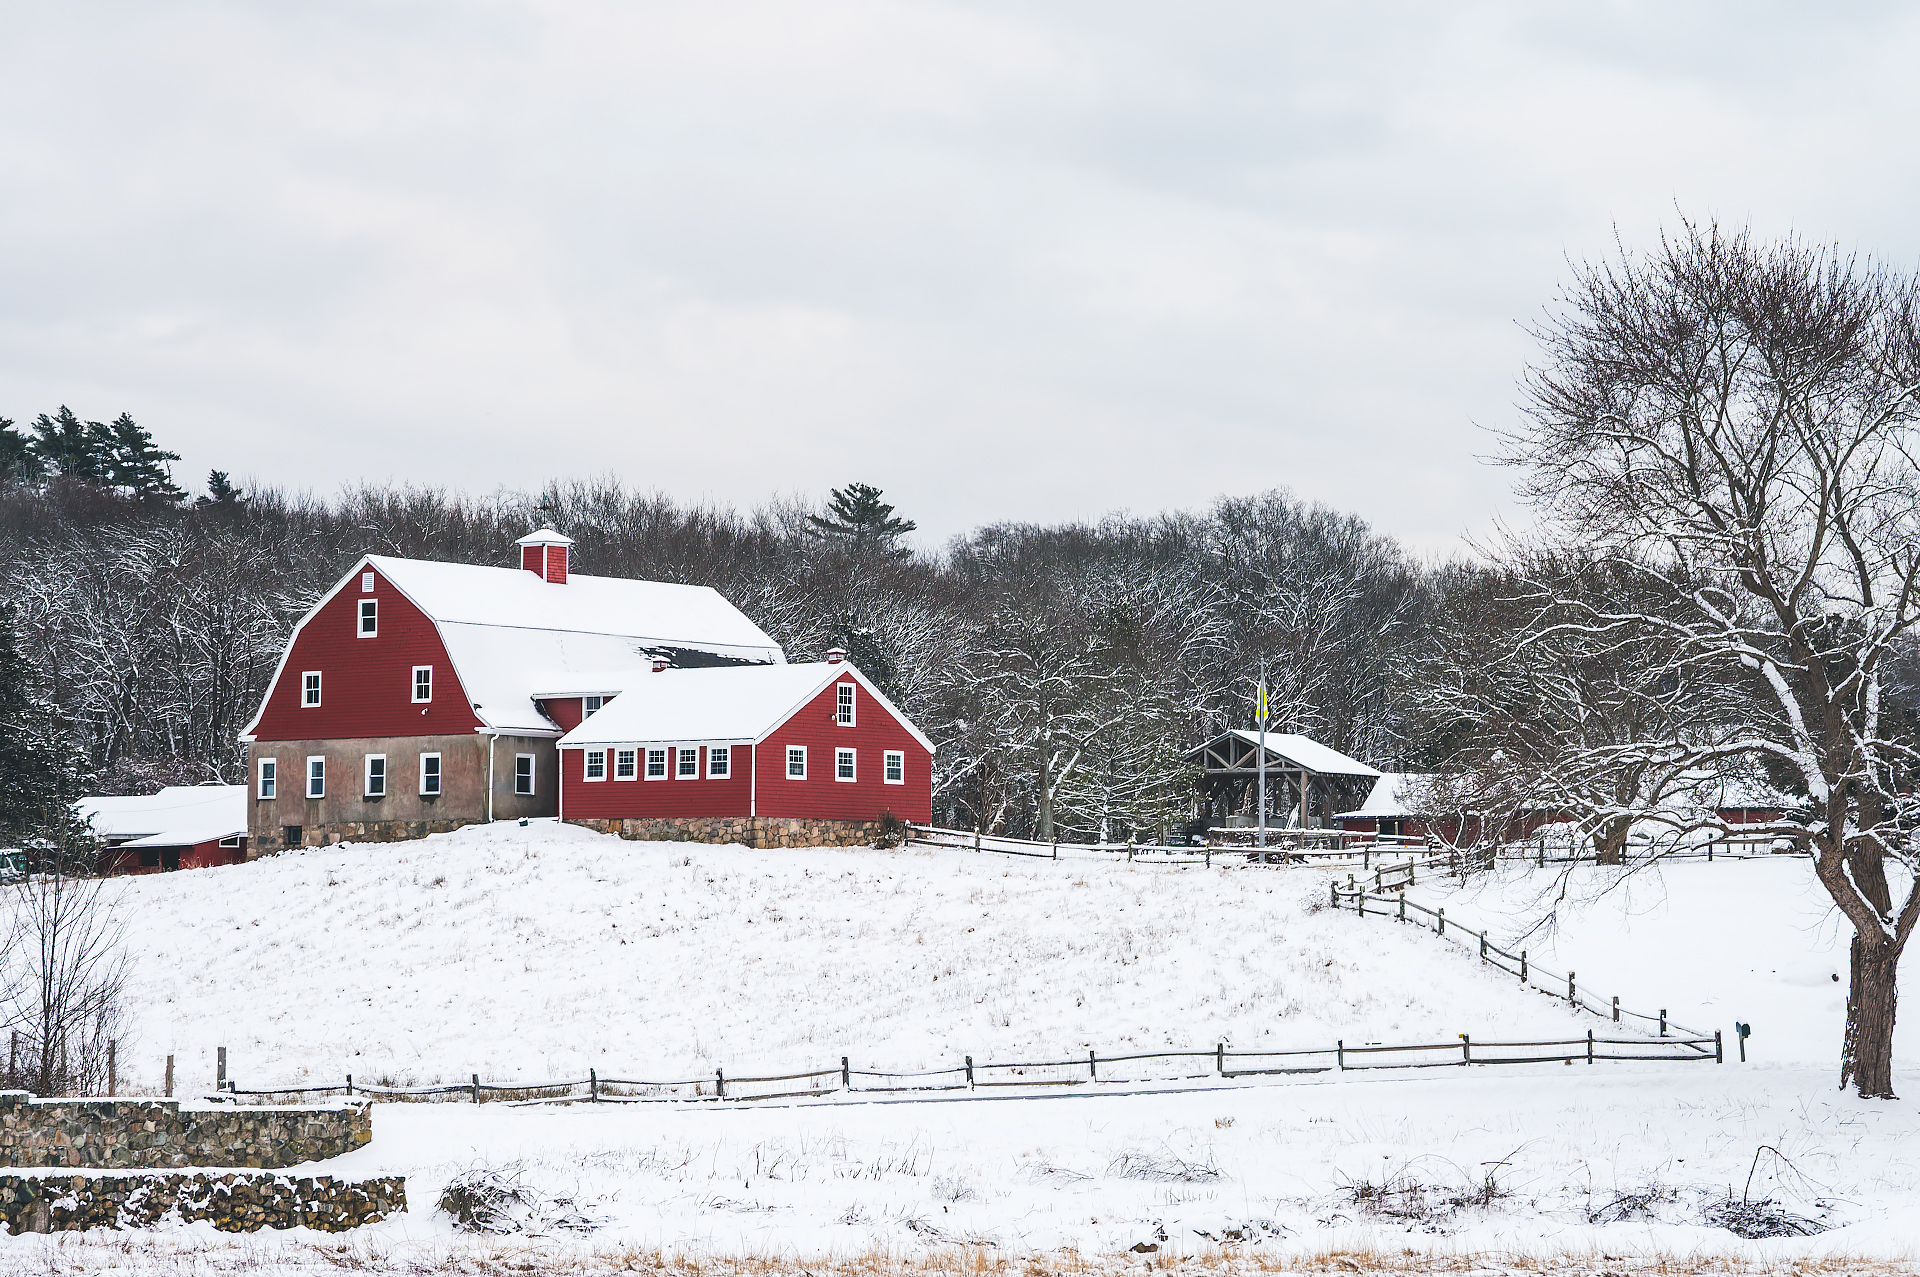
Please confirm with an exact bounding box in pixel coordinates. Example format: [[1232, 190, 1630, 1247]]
[[1500, 221, 1920, 1098]]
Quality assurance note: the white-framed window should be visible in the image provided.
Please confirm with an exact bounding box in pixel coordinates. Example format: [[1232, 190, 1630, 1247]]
[[614, 748, 637, 780], [420, 752, 441, 795], [837, 683, 856, 726], [515, 753, 536, 795], [884, 750, 905, 784], [306, 756, 326, 799], [257, 758, 277, 800], [708, 746, 730, 778], [836, 747, 856, 781], [218, 834, 242, 849], [584, 750, 606, 781], [361, 571, 375, 592], [365, 754, 387, 797], [787, 746, 806, 779], [676, 747, 699, 778], [412, 666, 433, 702], [302, 671, 322, 707], [584, 695, 603, 718], [358, 598, 378, 637], [645, 748, 668, 779]]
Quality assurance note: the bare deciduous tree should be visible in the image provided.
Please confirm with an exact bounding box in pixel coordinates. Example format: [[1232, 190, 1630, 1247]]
[[1494, 220, 1920, 1099], [3, 871, 130, 1096]]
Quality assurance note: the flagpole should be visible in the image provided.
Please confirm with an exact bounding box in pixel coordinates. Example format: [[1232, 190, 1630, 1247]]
[[1256, 663, 1268, 851]]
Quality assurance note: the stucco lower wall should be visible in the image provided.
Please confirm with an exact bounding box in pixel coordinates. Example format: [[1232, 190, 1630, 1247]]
[[570, 815, 885, 848]]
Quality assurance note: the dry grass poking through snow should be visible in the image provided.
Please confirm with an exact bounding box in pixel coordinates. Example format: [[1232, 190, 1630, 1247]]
[[109, 822, 1600, 1091], [0, 1236, 1913, 1277]]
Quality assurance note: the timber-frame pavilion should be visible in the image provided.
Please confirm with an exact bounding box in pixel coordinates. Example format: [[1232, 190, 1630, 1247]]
[[1186, 730, 1381, 829]]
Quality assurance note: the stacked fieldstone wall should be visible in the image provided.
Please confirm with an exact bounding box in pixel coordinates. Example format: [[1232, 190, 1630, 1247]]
[[572, 815, 883, 848], [0, 1171, 405, 1234], [251, 818, 473, 855], [0, 1093, 370, 1169]]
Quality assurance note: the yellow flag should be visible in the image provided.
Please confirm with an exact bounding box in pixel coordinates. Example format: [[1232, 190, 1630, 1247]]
[[1255, 681, 1269, 725]]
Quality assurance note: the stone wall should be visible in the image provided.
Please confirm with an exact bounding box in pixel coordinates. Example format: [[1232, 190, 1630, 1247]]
[[250, 817, 473, 855], [0, 1093, 371, 1170], [0, 1171, 406, 1234], [571, 815, 884, 848]]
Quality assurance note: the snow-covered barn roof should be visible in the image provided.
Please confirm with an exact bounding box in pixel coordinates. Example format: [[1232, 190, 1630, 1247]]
[[243, 554, 786, 739], [1186, 730, 1380, 779], [1332, 772, 1431, 820], [557, 661, 934, 753], [78, 785, 247, 847]]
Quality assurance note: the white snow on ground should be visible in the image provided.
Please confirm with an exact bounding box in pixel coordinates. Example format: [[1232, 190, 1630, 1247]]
[[111, 822, 1607, 1095], [12, 825, 1913, 1270], [1403, 856, 1918, 1066]]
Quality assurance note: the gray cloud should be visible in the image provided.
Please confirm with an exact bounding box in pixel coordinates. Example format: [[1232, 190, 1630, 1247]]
[[3, 1, 1918, 553]]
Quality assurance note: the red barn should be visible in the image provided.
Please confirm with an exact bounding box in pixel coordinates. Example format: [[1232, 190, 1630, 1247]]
[[81, 785, 249, 875], [556, 650, 933, 846], [239, 529, 785, 853]]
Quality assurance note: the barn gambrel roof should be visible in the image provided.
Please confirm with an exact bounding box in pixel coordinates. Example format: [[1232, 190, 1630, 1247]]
[[240, 554, 785, 739]]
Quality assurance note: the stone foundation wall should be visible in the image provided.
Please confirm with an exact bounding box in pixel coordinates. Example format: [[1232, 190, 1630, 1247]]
[[571, 816, 885, 848], [0, 1171, 406, 1234], [0, 1093, 372, 1170], [251, 818, 474, 855]]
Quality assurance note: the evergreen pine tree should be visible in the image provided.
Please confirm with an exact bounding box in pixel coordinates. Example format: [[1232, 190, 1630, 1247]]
[[806, 482, 917, 558], [0, 418, 41, 483], [196, 470, 245, 508], [101, 413, 185, 501], [0, 602, 90, 867], [28, 407, 110, 482]]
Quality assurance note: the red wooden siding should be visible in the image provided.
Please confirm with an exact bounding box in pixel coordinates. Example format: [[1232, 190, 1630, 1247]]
[[758, 678, 931, 822], [520, 544, 568, 583], [99, 837, 247, 877], [558, 674, 933, 825], [562, 744, 752, 819], [251, 566, 482, 741], [541, 698, 587, 732]]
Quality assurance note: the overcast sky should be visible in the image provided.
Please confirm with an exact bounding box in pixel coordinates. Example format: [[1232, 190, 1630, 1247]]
[[4, 3, 1919, 554]]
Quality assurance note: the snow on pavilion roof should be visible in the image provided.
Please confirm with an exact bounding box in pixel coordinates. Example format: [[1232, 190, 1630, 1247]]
[[363, 555, 786, 736], [1332, 772, 1430, 820], [1186, 730, 1381, 779], [78, 785, 248, 846]]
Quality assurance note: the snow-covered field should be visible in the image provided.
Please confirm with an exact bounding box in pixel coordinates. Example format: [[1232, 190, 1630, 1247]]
[[112, 822, 1610, 1094], [12, 824, 1914, 1272]]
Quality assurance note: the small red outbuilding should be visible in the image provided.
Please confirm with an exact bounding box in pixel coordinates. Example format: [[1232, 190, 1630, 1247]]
[[556, 652, 932, 845]]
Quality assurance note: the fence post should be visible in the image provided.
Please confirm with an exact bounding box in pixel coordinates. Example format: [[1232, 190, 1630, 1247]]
[[1479, 930, 1487, 960], [164, 1055, 174, 1099], [107, 1041, 116, 1097], [1612, 996, 1620, 1023], [1205, 847, 1212, 868], [715, 1069, 726, 1098], [1461, 1034, 1471, 1066], [841, 1056, 851, 1090], [217, 1047, 227, 1092], [1715, 1030, 1723, 1063], [471, 1073, 480, 1104], [590, 1068, 598, 1102], [974, 825, 981, 852], [1568, 972, 1576, 1005], [1436, 907, 1445, 937], [1363, 846, 1371, 871], [1398, 893, 1406, 922], [1052, 840, 1058, 860], [1216, 1042, 1224, 1076], [1088, 1050, 1097, 1081], [1520, 951, 1528, 984], [1659, 1009, 1667, 1038], [1358, 891, 1365, 917], [1330, 880, 1338, 910], [964, 1055, 974, 1087], [346, 1074, 353, 1098], [1336, 1040, 1345, 1071], [1538, 842, 1544, 868], [1587, 1029, 1594, 1064]]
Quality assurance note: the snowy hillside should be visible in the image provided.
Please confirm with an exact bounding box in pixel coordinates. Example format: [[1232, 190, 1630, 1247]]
[[110, 821, 1608, 1095]]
